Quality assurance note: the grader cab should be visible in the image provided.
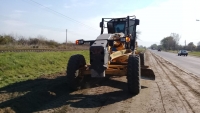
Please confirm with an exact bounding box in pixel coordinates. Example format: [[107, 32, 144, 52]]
[[66, 15, 155, 95]]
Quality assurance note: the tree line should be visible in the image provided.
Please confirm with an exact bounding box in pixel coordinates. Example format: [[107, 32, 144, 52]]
[[0, 33, 91, 50], [150, 33, 200, 51]]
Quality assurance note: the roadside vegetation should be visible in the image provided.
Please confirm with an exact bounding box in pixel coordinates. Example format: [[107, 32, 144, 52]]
[[137, 45, 146, 53], [0, 50, 89, 88], [0, 33, 89, 50], [188, 51, 200, 57]]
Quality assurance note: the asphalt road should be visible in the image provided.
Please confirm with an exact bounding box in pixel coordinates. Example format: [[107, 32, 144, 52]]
[[149, 49, 200, 76]]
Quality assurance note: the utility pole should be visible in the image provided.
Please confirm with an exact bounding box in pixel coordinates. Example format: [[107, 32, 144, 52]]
[[184, 40, 186, 49], [185, 40, 186, 46], [66, 29, 67, 45]]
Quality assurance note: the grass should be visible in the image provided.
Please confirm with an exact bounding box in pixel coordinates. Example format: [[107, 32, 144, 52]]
[[0, 47, 153, 88], [137, 47, 146, 53], [187, 51, 200, 57], [0, 50, 89, 88]]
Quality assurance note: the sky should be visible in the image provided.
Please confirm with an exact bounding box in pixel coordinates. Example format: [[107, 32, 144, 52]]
[[0, 0, 200, 47]]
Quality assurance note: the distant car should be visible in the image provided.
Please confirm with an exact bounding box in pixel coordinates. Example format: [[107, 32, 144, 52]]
[[158, 49, 161, 52], [178, 50, 188, 56]]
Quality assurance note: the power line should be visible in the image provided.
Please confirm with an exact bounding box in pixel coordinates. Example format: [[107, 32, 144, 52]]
[[22, 0, 99, 32]]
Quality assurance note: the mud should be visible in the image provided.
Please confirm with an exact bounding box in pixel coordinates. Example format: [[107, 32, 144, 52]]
[[0, 50, 199, 113]]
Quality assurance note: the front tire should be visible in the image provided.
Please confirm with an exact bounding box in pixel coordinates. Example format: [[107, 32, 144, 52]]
[[66, 54, 86, 91], [127, 55, 141, 95]]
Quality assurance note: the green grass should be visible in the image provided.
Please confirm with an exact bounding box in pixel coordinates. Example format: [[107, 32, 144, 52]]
[[137, 47, 146, 53], [0, 50, 89, 88], [188, 51, 200, 57]]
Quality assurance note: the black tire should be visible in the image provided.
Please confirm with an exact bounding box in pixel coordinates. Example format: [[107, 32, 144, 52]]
[[127, 55, 141, 95], [66, 54, 86, 91], [139, 53, 145, 66]]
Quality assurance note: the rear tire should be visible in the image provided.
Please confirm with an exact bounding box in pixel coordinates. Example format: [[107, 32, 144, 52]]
[[127, 55, 141, 95], [66, 54, 86, 91]]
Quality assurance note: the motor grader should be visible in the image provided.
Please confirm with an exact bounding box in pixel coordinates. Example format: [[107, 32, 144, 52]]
[[66, 15, 155, 95]]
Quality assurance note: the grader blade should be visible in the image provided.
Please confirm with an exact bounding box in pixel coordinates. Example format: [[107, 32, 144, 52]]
[[141, 66, 155, 80]]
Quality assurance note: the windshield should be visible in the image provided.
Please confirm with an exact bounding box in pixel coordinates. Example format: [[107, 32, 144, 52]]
[[113, 22, 126, 33]]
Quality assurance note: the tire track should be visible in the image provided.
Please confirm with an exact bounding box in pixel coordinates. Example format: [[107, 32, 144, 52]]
[[153, 54, 200, 98], [148, 51, 191, 113], [150, 51, 200, 113], [155, 82, 166, 113], [148, 52, 180, 112], [153, 55, 192, 113], [147, 52, 166, 113], [152, 53, 200, 99]]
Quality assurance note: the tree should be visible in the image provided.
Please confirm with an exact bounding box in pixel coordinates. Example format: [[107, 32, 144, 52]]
[[157, 45, 163, 49], [170, 33, 181, 50], [197, 41, 200, 51], [187, 42, 196, 51], [160, 33, 181, 50], [17, 36, 28, 45], [170, 33, 181, 44], [160, 36, 174, 50], [0, 34, 16, 45], [197, 41, 200, 46], [150, 44, 158, 49]]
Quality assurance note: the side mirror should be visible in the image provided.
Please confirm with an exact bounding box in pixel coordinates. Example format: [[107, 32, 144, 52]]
[[100, 22, 103, 27], [135, 19, 140, 25]]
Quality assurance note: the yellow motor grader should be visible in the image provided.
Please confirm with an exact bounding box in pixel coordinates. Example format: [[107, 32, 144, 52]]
[[66, 15, 155, 95]]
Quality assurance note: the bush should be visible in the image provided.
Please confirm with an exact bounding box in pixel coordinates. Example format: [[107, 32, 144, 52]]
[[0, 34, 16, 44]]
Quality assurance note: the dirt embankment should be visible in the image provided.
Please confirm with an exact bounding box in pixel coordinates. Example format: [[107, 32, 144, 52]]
[[0, 50, 199, 113]]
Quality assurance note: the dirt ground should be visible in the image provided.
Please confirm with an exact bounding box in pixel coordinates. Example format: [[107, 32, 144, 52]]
[[0, 50, 200, 113]]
